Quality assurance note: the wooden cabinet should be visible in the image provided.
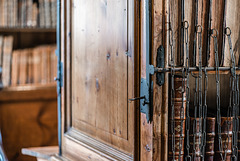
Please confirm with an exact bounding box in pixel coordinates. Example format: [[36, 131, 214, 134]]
[[54, 0, 240, 161]]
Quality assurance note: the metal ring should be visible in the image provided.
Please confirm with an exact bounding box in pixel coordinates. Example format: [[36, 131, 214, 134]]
[[183, 21, 189, 29], [211, 29, 218, 38], [225, 27, 232, 36], [196, 25, 203, 33]]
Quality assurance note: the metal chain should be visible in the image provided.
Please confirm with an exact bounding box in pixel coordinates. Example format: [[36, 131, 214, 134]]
[[196, 25, 204, 160], [169, 1, 176, 160], [184, 21, 191, 161], [202, 68, 208, 160], [191, 71, 198, 160], [211, 29, 227, 161], [225, 27, 238, 161], [179, 68, 186, 161]]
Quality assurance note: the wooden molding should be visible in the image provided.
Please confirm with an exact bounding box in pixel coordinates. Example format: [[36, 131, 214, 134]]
[[65, 128, 133, 161]]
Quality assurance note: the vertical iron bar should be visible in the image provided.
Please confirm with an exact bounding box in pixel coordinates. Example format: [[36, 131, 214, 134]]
[[56, 0, 62, 156]]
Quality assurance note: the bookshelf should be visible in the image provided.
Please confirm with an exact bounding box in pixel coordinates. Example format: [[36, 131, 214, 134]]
[[0, 1, 58, 161]]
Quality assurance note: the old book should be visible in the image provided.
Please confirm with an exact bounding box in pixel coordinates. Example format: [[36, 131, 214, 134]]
[[32, 2, 38, 27], [205, 117, 216, 161], [11, 50, 20, 86], [20, 0, 27, 27], [27, 49, 33, 84], [46, 46, 51, 83], [8, 0, 13, 27], [32, 47, 42, 84], [19, 49, 28, 85], [26, 0, 32, 27], [39, 0, 45, 27], [41, 46, 48, 84], [190, 117, 202, 161], [50, 45, 57, 83], [0, 36, 4, 67], [214, 117, 233, 161], [44, 0, 51, 28], [50, 0, 56, 27], [3, 0, 8, 27], [0, 0, 3, 27], [2, 36, 14, 87], [168, 76, 186, 161], [13, 0, 18, 27]]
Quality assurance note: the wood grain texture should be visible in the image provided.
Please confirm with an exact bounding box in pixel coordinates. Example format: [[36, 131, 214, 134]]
[[152, 0, 163, 160], [61, 0, 137, 160], [22, 146, 58, 160], [222, 0, 240, 67], [140, 0, 152, 160], [207, 0, 224, 67], [0, 87, 58, 161]]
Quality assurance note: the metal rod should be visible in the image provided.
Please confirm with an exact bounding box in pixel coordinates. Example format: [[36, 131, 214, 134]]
[[56, 0, 62, 156], [154, 67, 240, 73]]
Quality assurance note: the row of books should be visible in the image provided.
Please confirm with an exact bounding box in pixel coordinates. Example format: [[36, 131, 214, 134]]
[[0, 35, 57, 87], [168, 77, 238, 161], [0, 0, 56, 28]]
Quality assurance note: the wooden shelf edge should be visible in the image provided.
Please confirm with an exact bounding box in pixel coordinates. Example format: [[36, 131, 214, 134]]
[[0, 84, 57, 102], [0, 27, 56, 33], [22, 146, 58, 160]]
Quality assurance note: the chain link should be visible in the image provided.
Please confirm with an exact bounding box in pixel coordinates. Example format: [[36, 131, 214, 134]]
[[169, 1, 176, 160], [225, 27, 239, 161], [184, 21, 191, 161]]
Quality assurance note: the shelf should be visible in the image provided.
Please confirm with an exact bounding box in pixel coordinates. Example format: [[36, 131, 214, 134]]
[[0, 83, 57, 102], [0, 27, 56, 33]]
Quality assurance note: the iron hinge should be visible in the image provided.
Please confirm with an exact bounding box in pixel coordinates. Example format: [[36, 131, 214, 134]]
[[156, 45, 165, 86], [55, 50, 63, 95], [130, 45, 164, 123]]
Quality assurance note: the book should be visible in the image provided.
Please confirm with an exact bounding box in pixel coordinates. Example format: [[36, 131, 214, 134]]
[[27, 49, 33, 83], [190, 117, 202, 161], [168, 76, 186, 161], [44, 0, 51, 28], [214, 117, 233, 161], [50, 45, 57, 83], [26, 0, 33, 27], [0, 0, 3, 27], [0, 36, 3, 67], [11, 50, 19, 86], [2, 36, 14, 87], [39, 0, 45, 27], [32, 2, 38, 27], [19, 49, 28, 85], [205, 117, 216, 161], [32, 47, 42, 84]]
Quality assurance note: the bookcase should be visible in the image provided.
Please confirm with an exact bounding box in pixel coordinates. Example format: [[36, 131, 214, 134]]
[[52, 0, 240, 161], [0, 0, 58, 161]]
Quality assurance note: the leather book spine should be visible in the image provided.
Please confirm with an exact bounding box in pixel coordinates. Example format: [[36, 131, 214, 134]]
[[214, 117, 233, 161], [205, 117, 216, 161], [169, 76, 186, 161], [190, 117, 202, 161]]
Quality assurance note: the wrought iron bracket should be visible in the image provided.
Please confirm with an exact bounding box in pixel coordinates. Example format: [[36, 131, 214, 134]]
[[156, 45, 165, 86]]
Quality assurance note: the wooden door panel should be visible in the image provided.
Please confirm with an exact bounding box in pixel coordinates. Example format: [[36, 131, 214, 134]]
[[71, 0, 128, 140], [62, 0, 137, 158]]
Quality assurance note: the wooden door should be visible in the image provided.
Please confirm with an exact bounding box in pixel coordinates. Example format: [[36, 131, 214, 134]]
[[61, 0, 138, 160]]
